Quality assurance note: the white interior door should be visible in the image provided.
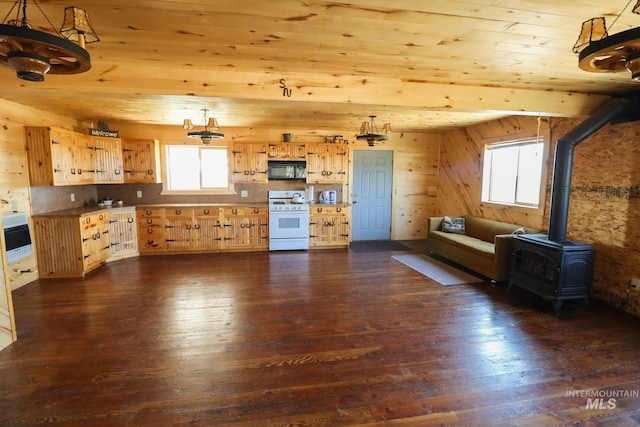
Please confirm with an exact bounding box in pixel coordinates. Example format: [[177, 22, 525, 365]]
[[352, 150, 393, 241]]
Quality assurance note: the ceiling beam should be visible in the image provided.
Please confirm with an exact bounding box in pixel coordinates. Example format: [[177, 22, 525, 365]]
[[0, 65, 610, 121]]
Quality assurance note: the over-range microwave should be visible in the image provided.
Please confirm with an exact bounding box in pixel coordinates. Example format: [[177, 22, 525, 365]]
[[268, 161, 306, 180]]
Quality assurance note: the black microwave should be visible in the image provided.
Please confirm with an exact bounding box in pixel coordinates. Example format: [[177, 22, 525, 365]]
[[268, 161, 306, 180]]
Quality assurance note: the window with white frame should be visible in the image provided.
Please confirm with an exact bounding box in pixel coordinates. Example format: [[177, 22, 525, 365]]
[[164, 144, 231, 192], [481, 138, 544, 208]]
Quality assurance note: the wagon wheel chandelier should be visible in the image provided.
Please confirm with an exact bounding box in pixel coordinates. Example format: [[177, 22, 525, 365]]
[[356, 115, 391, 147], [0, 0, 99, 82], [183, 109, 224, 144], [574, 0, 640, 81]]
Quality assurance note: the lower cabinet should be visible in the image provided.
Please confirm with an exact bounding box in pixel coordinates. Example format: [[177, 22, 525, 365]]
[[34, 211, 111, 278], [107, 207, 139, 262], [137, 206, 267, 254], [222, 207, 269, 250], [309, 206, 351, 248]]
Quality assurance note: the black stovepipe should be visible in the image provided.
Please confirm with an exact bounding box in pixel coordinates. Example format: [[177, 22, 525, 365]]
[[548, 96, 635, 242]]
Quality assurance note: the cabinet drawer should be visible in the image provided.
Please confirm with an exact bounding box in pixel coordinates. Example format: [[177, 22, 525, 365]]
[[137, 207, 163, 218], [244, 207, 267, 217], [138, 217, 163, 228], [223, 207, 246, 217], [164, 207, 192, 218], [310, 206, 348, 215], [194, 207, 220, 217], [80, 212, 108, 230], [139, 225, 164, 239]]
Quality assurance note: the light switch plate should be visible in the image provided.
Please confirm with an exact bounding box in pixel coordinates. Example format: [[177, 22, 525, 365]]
[[137, 190, 143, 198]]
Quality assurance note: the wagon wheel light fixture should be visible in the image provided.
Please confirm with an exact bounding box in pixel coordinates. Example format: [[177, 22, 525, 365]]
[[356, 115, 391, 147], [183, 109, 224, 144], [0, 0, 99, 82], [574, 0, 640, 81]]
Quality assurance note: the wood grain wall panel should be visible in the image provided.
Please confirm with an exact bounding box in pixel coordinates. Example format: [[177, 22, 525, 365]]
[[438, 117, 550, 230], [0, 98, 84, 350], [114, 123, 441, 241], [550, 117, 640, 317]]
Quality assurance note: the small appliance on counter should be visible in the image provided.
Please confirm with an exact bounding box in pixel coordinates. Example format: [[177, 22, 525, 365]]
[[319, 190, 336, 203]]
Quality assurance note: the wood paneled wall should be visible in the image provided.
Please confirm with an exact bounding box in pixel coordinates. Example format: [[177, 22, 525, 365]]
[[365, 132, 440, 240], [438, 114, 640, 317], [111, 123, 440, 240], [0, 99, 84, 351], [438, 116, 550, 230]]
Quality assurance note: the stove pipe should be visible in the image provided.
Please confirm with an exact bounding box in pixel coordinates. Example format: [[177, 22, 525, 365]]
[[548, 96, 635, 242]]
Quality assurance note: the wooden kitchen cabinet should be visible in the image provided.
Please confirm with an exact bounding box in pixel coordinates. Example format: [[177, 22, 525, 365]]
[[25, 126, 124, 186], [163, 207, 223, 251], [232, 143, 268, 183], [81, 212, 110, 272], [107, 207, 139, 262], [309, 205, 351, 248], [138, 206, 226, 253], [93, 136, 124, 183], [193, 207, 224, 250], [33, 210, 110, 278], [137, 207, 165, 253], [222, 207, 269, 250], [306, 144, 349, 184], [25, 126, 84, 186], [267, 143, 306, 160], [75, 134, 97, 184], [122, 138, 161, 183]]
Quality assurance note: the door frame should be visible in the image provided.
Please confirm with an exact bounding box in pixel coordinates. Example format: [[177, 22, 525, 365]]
[[350, 149, 394, 241]]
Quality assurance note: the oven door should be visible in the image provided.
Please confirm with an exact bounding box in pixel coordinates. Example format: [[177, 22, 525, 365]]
[[269, 210, 309, 239]]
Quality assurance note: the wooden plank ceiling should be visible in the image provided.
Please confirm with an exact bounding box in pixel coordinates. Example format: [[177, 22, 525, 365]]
[[0, 0, 639, 133]]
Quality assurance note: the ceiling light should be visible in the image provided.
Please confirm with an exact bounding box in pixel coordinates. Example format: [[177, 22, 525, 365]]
[[356, 115, 391, 147], [184, 109, 224, 144], [0, 1, 98, 82], [574, 1, 640, 81]]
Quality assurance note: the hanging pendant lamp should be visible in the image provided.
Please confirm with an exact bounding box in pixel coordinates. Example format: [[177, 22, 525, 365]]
[[574, 1, 640, 81], [356, 115, 391, 147], [0, 1, 99, 82], [183, 109, 224, 144]]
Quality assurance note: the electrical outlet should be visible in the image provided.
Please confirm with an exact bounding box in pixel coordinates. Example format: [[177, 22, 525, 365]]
[[240, 190, 248, 198], [630, 278, 640, 292], [70, 193, 75, 202], [136, 190, 143, 198]]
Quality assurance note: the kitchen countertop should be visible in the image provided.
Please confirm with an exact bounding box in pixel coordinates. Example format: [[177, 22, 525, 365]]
[[34, 202, 350, 217], [33, 205, 134, 217]]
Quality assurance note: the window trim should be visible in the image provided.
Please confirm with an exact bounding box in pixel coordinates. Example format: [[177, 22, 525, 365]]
[[480, 132, 550, 214], [159, 140, 235, 195]]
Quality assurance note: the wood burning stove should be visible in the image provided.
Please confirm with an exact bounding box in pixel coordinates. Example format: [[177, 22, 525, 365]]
[[508, 91, 640, 315], [509, 234, 594, 316]]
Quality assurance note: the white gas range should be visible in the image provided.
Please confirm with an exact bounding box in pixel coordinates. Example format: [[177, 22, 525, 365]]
[[268, 190, 309, 251]]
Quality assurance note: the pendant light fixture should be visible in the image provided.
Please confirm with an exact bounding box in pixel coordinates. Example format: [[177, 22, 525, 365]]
[[574, 0, 640, 81], [356, 115, 391, 147], [183, 109, 224, 144], [0, 0, 99, 82]]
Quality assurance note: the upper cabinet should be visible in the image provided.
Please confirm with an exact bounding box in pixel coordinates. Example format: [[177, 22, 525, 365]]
[[306, 143, 349, 184], [122, 138, 161, 184], [268, 143, 306, 160], [25, 126, 124, 186], [25, 126, 81, 186], [93, 137, 124, 184], [232, 143, 268, 183]]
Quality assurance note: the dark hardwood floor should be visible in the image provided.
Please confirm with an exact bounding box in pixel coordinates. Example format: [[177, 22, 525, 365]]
[[1, 245, 640, 426]]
